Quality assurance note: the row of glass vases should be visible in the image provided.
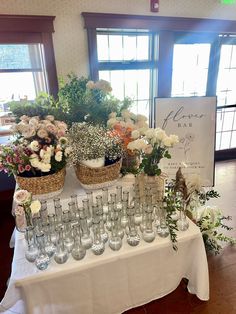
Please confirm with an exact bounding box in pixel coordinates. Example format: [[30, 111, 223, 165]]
[[23, 185, 189, 270]]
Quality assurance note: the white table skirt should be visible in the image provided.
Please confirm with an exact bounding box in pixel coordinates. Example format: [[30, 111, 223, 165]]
[[0, 169, 209, 314]]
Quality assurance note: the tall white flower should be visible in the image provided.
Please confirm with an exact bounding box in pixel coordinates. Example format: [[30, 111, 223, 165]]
[[29, 140, 40, 152], [55, 151, 63, 162]]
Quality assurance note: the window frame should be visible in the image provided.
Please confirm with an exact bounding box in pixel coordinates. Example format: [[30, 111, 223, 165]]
[[82, 12, 236, 160], [0, 14, 58, 98]]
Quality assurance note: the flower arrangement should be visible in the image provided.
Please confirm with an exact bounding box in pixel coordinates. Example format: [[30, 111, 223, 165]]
[[174, 168, 236, 254], [67, 122, 123, 166], [107, 110, 149, 152], [0, 115, 69, 177], [127, 127, 179, 176], [14, 189, 41, 227]]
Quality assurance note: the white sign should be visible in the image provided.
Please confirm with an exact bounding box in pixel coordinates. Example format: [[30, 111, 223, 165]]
[[155, 96, 216, 186]]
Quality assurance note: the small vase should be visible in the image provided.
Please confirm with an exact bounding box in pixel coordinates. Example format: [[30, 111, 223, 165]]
[[136, 172, 167, 204], [80, 157, 105, 168], [177, 200, 189, 231]]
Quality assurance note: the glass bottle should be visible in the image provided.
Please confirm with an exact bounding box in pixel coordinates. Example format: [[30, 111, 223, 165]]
[[71, 224, 86, 260], [114, 205, 124, 239], [79, 207, 93, 249], [33, 216, 43, 235], [110, 193, 117, 210], [177, 198, 189, 231], [116, 186, 123, 210], [102, 187, 109, 219], [156, 202, 169, 238], [70, 194, 80, 219], [133, 196, 142, 226], [106, 201, 114, 231], [53, 197, 61, 208], [108, 210, 122, 251], [40, 200, 48, 226], [91, 216, 105, 255], [54, 204, 63, 226], [44, 223, 56, 258], [120, 200, 129, 228], [142, 205, 155, 243], [54, 226, 69, 264], [127, 205, 140, 246], [48, 213, 58, 245], [24, 226, 38, 263], [139, 203, 148, 233], [86, 191, 93, 227], [68, 201, 77, 222], [62, 210, 74, 253], [96, 196, 108, 243], [35, 233, 50, 270]]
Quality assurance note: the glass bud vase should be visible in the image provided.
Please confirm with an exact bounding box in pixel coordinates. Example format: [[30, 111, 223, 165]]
[[71, 224, 86, 261], [79, 207, 93, 249], [177, 199, 189, 231], [96, 197, 108, 243], [120, 200, 129, 228], [24, 226, 38, 263], [156, 202, 169, 238], [133, 196, 142, 226], [54, 226, 69, 264], [91, 217, 105, 255], [35, 233, 50, 271], [142, 206, 155, 243], [62, 210, 74, 253], [127, 205, 140, 247], [86, 191, 93, 227], [102, 187, 109, 221], [108, 211, 122, 251], [44, 223, 56, 258]]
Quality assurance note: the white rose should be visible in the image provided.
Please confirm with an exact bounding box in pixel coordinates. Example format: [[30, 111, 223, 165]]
[[22, 125, 36, 138], [37, 128, 48, 139], [14, 190, 31, 205], [42, 152, 51, 164], [30, 200, 41, 215], [30, 154, 40, 168], [162, 136, 172, 147], [29, 118, 39, 127], [154, 128, 166, 142], [131, 130, 140, 139], [145, 128, 156, 139], [136, 114, 148, 122], [38, 162, 51, 172], [29, 140, 40, 152], [169, 134, 179, 145], [55, 151, 63, 162]]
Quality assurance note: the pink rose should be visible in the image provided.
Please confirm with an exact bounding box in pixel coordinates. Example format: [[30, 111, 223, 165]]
[[25, 165, 31, 171], [14, 205, 25, 216], [6, 156, 13, 164], [14, 190, 31, 205], [18, 165, 25, 173]]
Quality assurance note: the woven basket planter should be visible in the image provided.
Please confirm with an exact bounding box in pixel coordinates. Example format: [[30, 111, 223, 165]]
[[15, 168, 66, 199], [75, 159, 122, 190]]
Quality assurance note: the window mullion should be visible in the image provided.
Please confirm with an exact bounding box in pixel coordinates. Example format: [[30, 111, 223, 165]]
[[206, 36, 221, 97]]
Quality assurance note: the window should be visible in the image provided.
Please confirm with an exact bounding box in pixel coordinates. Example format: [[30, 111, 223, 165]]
[[83, 13, 236, 159], [0, 15, 58, 131], [96, 30, 157, 119]]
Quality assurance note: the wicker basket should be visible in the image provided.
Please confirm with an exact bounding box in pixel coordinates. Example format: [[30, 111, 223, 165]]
[[75, 159, 122, 189], [15, 168, 66, 198]]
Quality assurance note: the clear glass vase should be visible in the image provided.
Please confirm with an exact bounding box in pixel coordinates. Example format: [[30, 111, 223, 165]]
[[109, 211, 122, 251], [71, 224, 86, 260], [126, 205, 140, 246], [142, 206, 155, 243], [35, 233, 50, 271], [62, 210, 74, 253], [24, 226, 38, 263], [156, 203, 169, 238], [91, 217, 105, 255], [79, 207, 93, 249], [54, 227, 69, 264], [177, 200, 189, 231]]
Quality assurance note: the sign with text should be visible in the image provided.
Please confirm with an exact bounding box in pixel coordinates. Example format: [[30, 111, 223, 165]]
[[155, 96, 216, 186]]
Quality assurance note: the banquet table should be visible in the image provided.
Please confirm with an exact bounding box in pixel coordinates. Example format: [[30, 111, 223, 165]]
[[0, 169, 209, 314]]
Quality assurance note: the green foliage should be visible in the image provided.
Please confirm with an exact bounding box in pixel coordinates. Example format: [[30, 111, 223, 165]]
[[9, 73, 132, 127], [139, 146, 169, 176], [164, 183, 179, 251]]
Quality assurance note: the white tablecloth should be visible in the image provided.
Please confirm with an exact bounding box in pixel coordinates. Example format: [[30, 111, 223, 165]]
[[0, 169, 209, 314]]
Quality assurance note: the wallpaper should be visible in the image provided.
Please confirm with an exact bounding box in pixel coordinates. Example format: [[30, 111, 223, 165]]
[[0, 0, 235, 79]]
